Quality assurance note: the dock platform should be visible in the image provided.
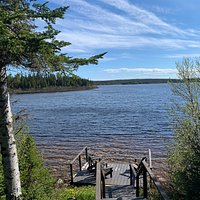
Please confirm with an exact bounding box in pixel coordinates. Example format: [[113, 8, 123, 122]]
[[69, 147, 169, 200]]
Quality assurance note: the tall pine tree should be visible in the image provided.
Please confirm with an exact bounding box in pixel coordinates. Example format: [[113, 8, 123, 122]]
[[0, 0, 105, 199]]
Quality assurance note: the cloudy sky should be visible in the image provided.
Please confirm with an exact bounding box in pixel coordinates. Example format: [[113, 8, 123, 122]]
[[48, 0, 200, 80]]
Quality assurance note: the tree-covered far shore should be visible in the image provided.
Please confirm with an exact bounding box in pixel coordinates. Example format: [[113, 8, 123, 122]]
[[8, 72, 94, 92]]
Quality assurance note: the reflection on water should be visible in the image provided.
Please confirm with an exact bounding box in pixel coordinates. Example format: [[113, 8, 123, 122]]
[[12, 84, 174, 172]]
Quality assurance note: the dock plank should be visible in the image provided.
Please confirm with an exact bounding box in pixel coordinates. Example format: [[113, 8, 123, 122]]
[[105, 163, 131, 186], [73, 169, 96, 185], [105, 185, 136, 199], [103, 163, 137, 199], [73, 162, 138, 199]]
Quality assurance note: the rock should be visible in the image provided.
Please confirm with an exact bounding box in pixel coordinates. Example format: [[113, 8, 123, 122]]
[[56, 178, 64, 187]]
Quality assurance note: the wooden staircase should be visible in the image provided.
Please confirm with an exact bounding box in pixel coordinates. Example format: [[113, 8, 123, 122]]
[[68, 147, 169, 200]]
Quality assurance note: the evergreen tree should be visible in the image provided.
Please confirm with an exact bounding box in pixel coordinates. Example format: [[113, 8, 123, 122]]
[[0, 0, 105, 198]]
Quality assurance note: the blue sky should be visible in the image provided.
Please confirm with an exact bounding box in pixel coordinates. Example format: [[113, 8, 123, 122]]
[[48, 0, 200, 80]]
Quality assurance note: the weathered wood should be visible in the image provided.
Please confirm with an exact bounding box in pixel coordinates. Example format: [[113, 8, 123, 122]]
[[70, 146, 87, 165], [96, 162, 101, 200], [130, 164, 137, 186], [102, 167, 113, 178], [79, 155, 82, 171], [69, 151, 168, 200], [88, 156, 97, 170], [73, 169, 96, 185], [102, 171, 106, 198], [136, 172, 139, 197], [85, 147, 88, 162], [142, 160, 169, 200], [70, 163, 73, 184], [130, 164, 133, 186], [143, 167, 147, 199], [105, 185, 136, 199], [69, 146, 88, 185], [105, 163, 131, 186], [149, 149, 152, 169]]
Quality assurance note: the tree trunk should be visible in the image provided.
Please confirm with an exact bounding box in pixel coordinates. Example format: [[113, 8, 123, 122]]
[[0, 66, 22, 199]]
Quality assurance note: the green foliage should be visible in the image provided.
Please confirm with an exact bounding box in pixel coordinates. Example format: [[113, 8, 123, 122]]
[[0, 127, 96, 200], [0, 0, 105, 71], [54, 186, 96, 200], [0, 160, 5, 200], [17, 129, 55, 199], [8, 72, 93, 90], [0, 0, 105, 199], [0, 128, 55, 200], [168, 58, 200, 200]]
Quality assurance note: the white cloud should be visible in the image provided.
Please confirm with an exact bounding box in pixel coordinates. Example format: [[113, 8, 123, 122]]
[[104, 67, 177, 74], [58, 30, 200, 51], [99, 0, 187, 36], [49, 0, 200, 53], [166, 54, 200, 58]]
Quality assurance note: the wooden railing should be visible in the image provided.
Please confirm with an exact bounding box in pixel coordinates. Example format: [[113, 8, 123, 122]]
[[96, 162, 107, 200], [130, 157, 169, 200], [69, 146, 88, 184], [96, 162, 102, 200]]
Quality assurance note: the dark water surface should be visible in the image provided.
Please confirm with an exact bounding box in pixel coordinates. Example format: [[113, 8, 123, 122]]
[[11, 84, 174, 172]]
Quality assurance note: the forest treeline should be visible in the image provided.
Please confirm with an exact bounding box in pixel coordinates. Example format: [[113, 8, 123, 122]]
[[94, 78, 179, 85], [8, 73, 94, 90]]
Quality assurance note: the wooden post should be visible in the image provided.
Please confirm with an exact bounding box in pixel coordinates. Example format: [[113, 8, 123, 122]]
[[79, 155, 82, 171], [136, 174, 139, 197], [70, 164, 73, 184], [143, 166, 148, 199], [149, 149, 152, 170], [88, 156, 91, 168], [130, 164, 133, 185], [96, 162, 101, 200], [102, 172, 106, 198], [85, 147, 88, 162]]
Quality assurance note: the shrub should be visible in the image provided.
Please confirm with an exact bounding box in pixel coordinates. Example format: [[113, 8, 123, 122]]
[[0, 128, 55, 199], [168, 58, 200, 199]]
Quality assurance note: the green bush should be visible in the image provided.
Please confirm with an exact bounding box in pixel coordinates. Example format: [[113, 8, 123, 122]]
[[168, 58, 200, 199], [0, 129, 55, 200], [168, 119, 200, 199], [0, 128, 96, 200], [17, 129, 55, 200], [0, 159, 5, 200]]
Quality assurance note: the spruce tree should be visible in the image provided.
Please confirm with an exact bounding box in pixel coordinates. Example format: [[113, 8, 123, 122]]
[[0, 0, 105, 199]]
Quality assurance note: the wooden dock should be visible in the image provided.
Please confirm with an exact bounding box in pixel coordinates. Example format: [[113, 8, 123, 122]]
[[74, 162, 137, 199], [68, 147, 169, 200], [73, 169, 96, 185], [104, 163, 136, 199]]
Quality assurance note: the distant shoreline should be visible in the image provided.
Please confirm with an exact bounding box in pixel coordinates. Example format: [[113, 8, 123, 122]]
[[10, 85, 97, 94], [9, 79, 179, 94], [93, 78, 178, 85]]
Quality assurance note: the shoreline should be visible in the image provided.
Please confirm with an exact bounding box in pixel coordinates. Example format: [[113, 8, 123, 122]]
[[9, 85, 97, 94]]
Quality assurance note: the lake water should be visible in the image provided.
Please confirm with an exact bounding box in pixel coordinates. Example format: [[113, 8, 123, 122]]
[[11, 84, 174, 173]]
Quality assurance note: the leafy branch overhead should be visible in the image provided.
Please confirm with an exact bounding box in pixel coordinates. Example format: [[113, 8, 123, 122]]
[[0, 0, 106, 71]]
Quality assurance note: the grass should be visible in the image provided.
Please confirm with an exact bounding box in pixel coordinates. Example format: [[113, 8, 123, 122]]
[[54, 186, 96, 200]]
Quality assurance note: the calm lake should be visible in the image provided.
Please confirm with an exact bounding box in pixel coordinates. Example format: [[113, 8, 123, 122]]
[[11, 84, 174, 172]]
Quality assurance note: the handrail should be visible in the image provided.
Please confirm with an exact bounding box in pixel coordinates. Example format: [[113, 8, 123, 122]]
[[70, 146, 88, 164], [96, 162, 101, 200], [148, 149, 152, 169], [129, 164, 137, 186], [142, 160, 169, 200], [96, 161, 110, 200], [69, 146, 88, 184], [136, 158, 169, 200]]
